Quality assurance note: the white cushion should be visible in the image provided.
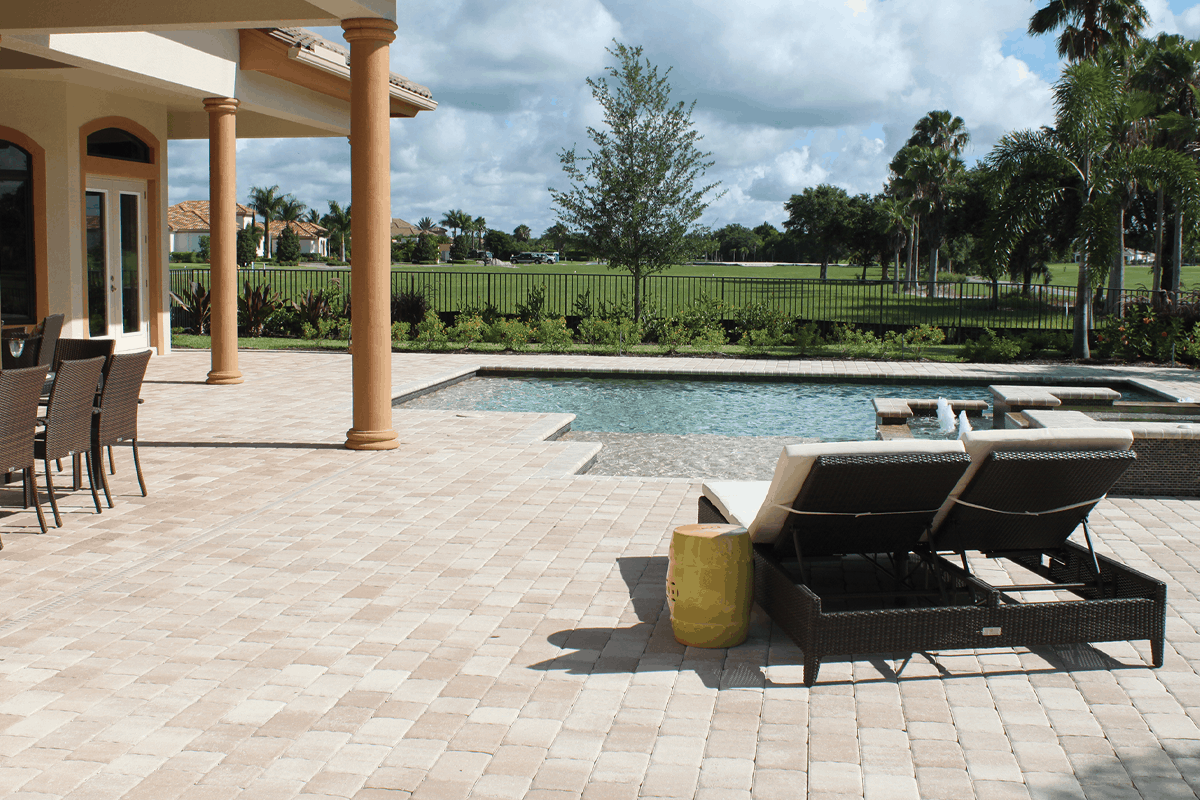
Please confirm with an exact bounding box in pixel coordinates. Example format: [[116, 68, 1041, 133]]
[[743, 438, 968, 544], [701, 481, 771, 529], [929, 426, 1134, 531]]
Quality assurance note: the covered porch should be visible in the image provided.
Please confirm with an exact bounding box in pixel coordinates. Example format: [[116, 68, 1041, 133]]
[[0, 0, 435, 450]]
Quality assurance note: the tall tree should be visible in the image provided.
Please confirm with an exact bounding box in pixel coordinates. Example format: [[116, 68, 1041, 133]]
[[248, 185, 285, 258], [440, 209, 467, 239], [513, 224, 532, 242], [543, 223, 570, 253], [783, 184, 851, 279], [473, 216, 487, 249], [417, 216, 436, 232], [278, 196, 306, 232], [550, 42, 721, 320], [323, 200, 351, 262], [907, 110, 971, 155], [1028, 0, 1149, 62]]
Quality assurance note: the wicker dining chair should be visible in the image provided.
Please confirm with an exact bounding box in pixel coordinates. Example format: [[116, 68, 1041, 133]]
[[36, 314, 64, 368], [0, 365, 51, 542], [35, 356, 106, 527], [53, 337, 115, 369], [93, 350, 151, 506]]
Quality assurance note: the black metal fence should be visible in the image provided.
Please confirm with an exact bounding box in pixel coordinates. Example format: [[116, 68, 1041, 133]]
[[170, 266, 1097, 332]]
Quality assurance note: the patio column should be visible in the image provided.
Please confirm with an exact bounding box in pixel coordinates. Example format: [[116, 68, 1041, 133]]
[[342, 17, 398, 450], [204, 97, 243, 385]]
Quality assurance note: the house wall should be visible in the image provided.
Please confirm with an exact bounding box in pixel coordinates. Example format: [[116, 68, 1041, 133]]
[[0, 74, 170, 353]]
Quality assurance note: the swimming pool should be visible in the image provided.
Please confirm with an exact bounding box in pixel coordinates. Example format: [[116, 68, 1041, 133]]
[[399, 376, 1005, 441]]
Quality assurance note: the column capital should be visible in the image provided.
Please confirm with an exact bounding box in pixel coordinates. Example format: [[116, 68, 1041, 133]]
[[203, 97, 240, 114], [341, 17, 397, 44]]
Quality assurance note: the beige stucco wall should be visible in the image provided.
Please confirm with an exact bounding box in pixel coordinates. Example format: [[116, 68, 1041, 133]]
[[0, 74, 170, 352]]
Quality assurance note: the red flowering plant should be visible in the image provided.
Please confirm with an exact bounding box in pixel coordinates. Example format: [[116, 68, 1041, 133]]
[[1094, 291, 1200, 362]]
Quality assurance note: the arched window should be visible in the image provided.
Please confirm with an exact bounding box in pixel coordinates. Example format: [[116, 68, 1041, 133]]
[[86, 127, 151, 163], [0, 140, 35, 323]]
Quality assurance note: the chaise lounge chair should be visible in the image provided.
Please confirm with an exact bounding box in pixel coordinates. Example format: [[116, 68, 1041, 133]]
[[699, 430, 1166, 685]]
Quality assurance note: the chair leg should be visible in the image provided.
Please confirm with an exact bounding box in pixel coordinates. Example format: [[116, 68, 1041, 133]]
[[84, 451, 102, 514], [98, 455, 113, 509], [108, 445, 116, 475], [43, 458, 61, 528], [26, 467, 47, 533], [131, 440, 147, 497]]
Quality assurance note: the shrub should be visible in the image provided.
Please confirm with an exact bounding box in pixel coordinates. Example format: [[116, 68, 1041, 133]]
[[415, 310, 448, 348], [413, 233, 439, 264], [961, 328, 1025, 362], [169, 280, 211, 334], [458, 299, 501, 325], [450, 235, 469, 261], [275, 226, 301, 263], [448, 314, 486, 345], [690, 326, 727, 353], [516, 284, 548, 323], [1094, 301, 1200, 363], [336, 319, 352, 340], [830, 323, 883, 358], [488, 318, 532, 350], [391, 321, 410, 342], [901, 324, 946, 358], [577, 316, 613, 345], [733, 302, 788, 343], [392, 288, 431, 328], [656, 320, 692, 353], [534, 317, 573, 352], [236, 226, 260, 266], [792, 322, 822, 354], [301, 319, 340, 340], [238, 281, 283, 337], [292, 288, 333, 329], [678, 293, 726, 336], [198, 235, 211, 263]]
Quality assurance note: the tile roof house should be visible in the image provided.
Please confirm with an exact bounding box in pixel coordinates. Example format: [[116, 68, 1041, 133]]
[[167, 201, 256, 253], [391, 217, 446, 238], [266, 219, 329, 256]]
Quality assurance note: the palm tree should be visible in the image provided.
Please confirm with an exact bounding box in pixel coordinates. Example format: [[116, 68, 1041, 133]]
[[440, 209, 467, 239], [278, 196, 306, 231], [985, 58, 1200, 357], [305, 209, 320, 224], [248, 184, 285, 258], [879, 196, 910, 292], [473, 216, 486, 249], [323, 200, 352, 262], [1131, 34, 1200, 294], [1028, 0, 1149, 62], [417, 216, 435, 232], [513, 224, 532, 242], [907, 110, 970, 156]]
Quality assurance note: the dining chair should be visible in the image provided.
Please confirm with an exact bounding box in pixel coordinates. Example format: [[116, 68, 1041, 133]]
[[93, 350, 152, 506], [0, 365, 51, 541], [36, 356, 106, 527], [36, 314, 65, 368], [53, 337, 115, 370]]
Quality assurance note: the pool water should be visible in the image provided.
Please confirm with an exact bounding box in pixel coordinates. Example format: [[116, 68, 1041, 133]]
[[401, 376, 999, 441]]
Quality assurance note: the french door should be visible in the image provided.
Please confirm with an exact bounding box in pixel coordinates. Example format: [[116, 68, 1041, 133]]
[[85, 177, 148, 350]]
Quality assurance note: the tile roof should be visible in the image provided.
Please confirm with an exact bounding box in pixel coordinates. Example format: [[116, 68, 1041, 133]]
[[264, 27, 433, 100], [268, 219, 327, 238], [391, 217, 445, 237], [167, 200, 253, 232]]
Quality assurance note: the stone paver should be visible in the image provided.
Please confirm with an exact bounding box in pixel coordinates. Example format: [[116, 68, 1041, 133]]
[[4, 349, 1200, 799]]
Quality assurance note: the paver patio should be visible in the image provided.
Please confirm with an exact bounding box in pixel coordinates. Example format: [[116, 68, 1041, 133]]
[[3, 349, 1200, 800]]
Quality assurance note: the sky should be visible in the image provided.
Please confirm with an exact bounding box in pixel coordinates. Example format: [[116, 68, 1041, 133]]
[[167, 0, 1200, 238]]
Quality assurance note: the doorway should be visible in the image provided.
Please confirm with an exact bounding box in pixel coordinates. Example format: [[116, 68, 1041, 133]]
[[84, 176, 147, 350]]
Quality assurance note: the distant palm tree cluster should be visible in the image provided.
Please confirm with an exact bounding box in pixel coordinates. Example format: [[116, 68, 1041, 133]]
[[246, 185, 352, 261]]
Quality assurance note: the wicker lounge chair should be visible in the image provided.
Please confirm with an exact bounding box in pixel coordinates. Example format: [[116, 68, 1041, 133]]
[[699, 430, 1166, 685]]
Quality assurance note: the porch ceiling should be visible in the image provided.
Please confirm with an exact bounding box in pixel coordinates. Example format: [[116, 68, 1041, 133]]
[[0, 0, 395, 35]]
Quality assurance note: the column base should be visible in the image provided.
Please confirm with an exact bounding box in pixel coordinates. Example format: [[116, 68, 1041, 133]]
[[206, 370, 244, 385], [345, 428, 399, 450]]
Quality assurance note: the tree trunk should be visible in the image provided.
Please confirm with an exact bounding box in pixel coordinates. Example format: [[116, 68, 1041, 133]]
[[1107, 206, 1125, 317], [1152, 186, 1165, 295], [633, 271, 643, 322], [819, 251, 828, 281], [927, 243, 939, 297], [892, 247, 901, 294], [1172, 204, 1183, 295], [1072, 260, 1091, 359]]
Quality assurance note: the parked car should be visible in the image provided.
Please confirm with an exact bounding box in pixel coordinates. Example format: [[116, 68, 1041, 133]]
[[541, 252, 559, 264], [468, 249, 493, 260], [512, 252, 539, 264]]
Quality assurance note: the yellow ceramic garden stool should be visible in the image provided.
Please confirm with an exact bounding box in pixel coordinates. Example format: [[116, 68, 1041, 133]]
[[667, 523, 754, 648]]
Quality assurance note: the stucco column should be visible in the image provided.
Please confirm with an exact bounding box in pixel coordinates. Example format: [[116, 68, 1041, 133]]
[[204, 98, 243, 385], [343, 18, 398, 450]]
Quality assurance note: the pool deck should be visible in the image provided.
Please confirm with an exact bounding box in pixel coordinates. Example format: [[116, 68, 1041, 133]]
[[5, 349, 1200, 800]]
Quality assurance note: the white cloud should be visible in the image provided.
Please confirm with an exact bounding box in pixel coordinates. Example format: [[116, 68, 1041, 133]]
[[169, 0, 1064, 236]]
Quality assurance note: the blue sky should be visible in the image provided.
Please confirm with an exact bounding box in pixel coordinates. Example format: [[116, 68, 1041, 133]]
[[167, 0, 1200, 237]]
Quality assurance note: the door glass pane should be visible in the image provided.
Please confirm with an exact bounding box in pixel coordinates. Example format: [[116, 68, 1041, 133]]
[[85, 191, 106, 337], [120, 193, 139, 333], [0, 141, 35, 324]]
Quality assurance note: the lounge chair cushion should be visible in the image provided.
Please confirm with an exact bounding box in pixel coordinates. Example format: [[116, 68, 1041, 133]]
[[701, 480, 771, 529], [929, 426, 1134, 531], [702, 439, 969, 544]]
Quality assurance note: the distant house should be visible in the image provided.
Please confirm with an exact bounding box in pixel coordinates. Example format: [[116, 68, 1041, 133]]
[[268, 219, 329, 257], [168, 201, 255, 253], [391, 217, 446, 239]]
